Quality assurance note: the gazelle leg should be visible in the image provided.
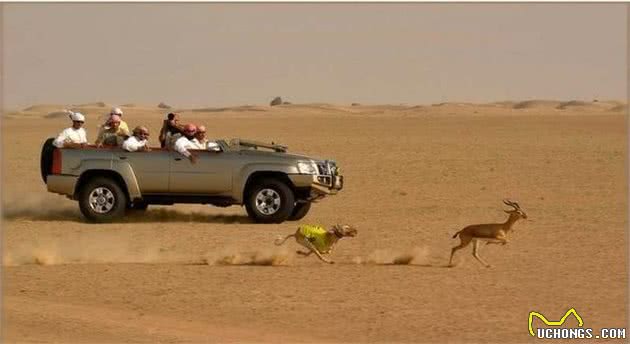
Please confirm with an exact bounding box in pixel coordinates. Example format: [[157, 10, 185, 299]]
[[472, 240, 491, 268], [486, 237, 509, 245], [449, 235, 472, 266]]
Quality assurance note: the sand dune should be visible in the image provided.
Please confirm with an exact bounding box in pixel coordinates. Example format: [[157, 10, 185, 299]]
[[556, 100, 591, 109], [44, 111, 72, 119], [273, 103, 353, 112], [491, 101, 517, 107], [74, 101, 108, 108], [191, 105, 268, 113], [2, 111, 27, 119], [431, 102, 480, 107], [609, 104, 627, 112], [554, 100, 614, 111], [9, 100, 626, 121], [348, 104, 418, 111], [21, 104, 66, 112], [512, 100, 563, 109]]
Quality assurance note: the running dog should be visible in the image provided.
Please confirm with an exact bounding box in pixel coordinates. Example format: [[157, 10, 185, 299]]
[[274, 224, 358, 264]]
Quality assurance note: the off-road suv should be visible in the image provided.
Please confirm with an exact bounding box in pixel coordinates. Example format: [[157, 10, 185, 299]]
[[40, 138, 343, 223]]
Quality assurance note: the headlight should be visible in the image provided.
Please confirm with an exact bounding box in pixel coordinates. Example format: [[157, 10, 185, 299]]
[[297, 161, 318, 175]]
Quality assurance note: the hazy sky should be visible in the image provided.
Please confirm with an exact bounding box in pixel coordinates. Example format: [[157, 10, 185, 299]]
[[2, 3, 627, 110]]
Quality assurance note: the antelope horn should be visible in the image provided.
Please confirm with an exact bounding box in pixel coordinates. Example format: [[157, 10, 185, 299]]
[[503, 199, 519, 209]]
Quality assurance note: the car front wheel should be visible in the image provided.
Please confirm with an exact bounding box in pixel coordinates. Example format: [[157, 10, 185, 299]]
[[245, 178, 295, 223], [288, 201, 312, 221]]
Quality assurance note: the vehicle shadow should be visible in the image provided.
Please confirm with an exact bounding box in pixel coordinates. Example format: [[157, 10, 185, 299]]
[[3, 208, 252, 224], [124, 209, 251, 224]]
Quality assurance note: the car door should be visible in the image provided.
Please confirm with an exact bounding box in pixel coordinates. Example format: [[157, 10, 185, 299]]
[[168, 149, 236, 195], [112, 148, 171, 194]]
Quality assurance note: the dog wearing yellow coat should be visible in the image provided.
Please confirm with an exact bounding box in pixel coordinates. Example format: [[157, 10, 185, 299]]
[[274, 224, 358, 264]]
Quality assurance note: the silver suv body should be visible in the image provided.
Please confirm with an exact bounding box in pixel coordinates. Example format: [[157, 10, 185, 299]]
[[40, 138, 343, 223]]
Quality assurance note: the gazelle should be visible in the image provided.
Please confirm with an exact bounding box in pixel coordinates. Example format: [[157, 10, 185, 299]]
[[448, 199, 527, 268]]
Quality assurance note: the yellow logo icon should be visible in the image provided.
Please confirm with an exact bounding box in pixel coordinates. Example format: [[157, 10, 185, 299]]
[[528, 308, 584, 336]]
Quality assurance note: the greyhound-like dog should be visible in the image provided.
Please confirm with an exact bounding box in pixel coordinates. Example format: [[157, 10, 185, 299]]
[[274, 224, 358, 264]]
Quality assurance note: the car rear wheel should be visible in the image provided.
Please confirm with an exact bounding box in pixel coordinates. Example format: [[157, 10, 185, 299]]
[[288, 201, 312, 221], [245, 178, 295, 223], [78, 177, 127, 222]]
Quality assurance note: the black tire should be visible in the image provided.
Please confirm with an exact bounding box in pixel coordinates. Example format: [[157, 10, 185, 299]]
[[127, 200, 149, 211], [288, 202, 312, 221], [78, 177, 127, 223], [245, 178, 295, 223], [40, 138, 55, 183]]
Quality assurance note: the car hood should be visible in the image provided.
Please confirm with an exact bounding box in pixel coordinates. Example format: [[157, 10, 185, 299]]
[[239, 149, 320, 161]]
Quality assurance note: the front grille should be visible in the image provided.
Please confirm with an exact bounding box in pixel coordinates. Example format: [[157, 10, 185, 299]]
[[316, 160, 338, 176], [317, 176, 332, 184], [316, 162, 329, 175]]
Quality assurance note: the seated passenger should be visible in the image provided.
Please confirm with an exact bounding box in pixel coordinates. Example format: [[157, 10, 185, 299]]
[[192, 125, 208, 148], [95, 114, 127, 147], [159, 112, 184, 148], [53, 111, 88, 148], [192, 125, 220, 152], [122, 126, 151, 152], [174, 123, 198, 163], [109, 107, 130, 136]]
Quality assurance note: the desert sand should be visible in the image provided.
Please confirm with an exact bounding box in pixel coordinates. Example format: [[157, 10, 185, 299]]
[[1, 101, 628, 343]]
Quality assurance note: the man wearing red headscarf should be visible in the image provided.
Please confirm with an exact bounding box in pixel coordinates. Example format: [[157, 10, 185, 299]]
[[173, 123, 199, 163]]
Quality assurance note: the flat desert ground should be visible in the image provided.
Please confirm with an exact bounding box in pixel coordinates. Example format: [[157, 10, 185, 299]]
[[1, 101, 628, 343]]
